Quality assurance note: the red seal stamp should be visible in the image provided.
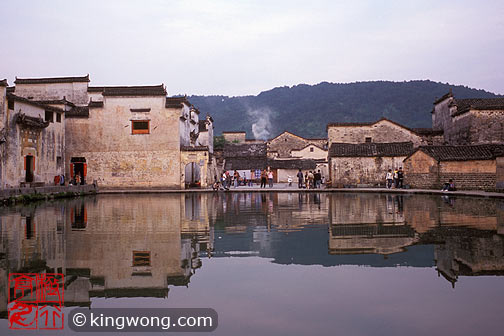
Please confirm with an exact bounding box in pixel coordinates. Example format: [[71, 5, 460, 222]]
[[8, 273, 64, 330]]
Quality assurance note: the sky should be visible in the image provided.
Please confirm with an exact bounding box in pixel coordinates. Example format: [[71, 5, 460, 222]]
[[1, 0, 503, 96]]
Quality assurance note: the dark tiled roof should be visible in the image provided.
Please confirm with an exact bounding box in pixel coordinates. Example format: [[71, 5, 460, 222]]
[[15, 113, 49, 129], [15, 75, 90, 84], [34, 99, 75, 107], [451, 98, 504, 116], [225, 157, 267, 170], [433, 91, 453, 105], [180, 146, 209, 152], [267, 159, 317, 170], [88, 86, 105, 92], [6, 93, 64, 113], [411, 128, 443, 136], [102, 85, 166, 97], [66, 106, 89, 118], [329, 142, 414, 157], [223, 143, 267, 157], [0, 79, 8, 86], [166, 96, 190, 108], [88, 101, 104, 108], [413, 145, 504, 161], [6, 86, 14, 93]]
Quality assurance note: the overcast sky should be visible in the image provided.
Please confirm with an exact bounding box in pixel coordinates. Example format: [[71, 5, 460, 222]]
[[1, 0, 503, 96]]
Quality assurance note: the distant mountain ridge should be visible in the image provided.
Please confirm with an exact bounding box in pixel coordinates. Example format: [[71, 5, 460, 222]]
[[188, 80, 502, 139]]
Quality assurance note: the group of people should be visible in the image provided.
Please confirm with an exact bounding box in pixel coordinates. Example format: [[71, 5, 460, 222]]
[[385, 167, 404, 189], [213, 170, 251, 190], [260, 169, 275, 188], [296, 169, 324, 189]]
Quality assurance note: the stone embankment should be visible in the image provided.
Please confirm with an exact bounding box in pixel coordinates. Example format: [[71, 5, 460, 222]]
[[0, 184, 98, 204]]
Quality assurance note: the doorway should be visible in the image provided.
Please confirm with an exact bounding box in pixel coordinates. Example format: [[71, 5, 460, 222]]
[[25, 155, 34, 183]]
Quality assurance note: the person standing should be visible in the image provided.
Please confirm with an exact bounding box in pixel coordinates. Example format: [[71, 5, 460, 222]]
[[260, 169, 267, 188], [314, 170, 322, 189], [386, 169, 393, 189], [308, 171, 314, 189], [233, 170, 240, 188], [297, 169, 304, 189], [397, 167, 404, 189], [393, 169, 399, 188], [267, 170, 274, 188]]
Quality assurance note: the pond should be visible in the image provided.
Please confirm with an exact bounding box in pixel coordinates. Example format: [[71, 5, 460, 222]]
[[0, 192, 503, 335]]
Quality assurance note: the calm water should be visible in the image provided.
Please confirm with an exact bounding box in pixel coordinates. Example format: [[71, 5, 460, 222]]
[[1, 192, 504, 335]]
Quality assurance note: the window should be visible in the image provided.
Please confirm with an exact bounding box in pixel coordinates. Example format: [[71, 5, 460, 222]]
[[365, 137, 372, 143], [45, 111, 53, 123], [133, 251, 151, 266], [132, 120, 150, 134], [56, 113, 61, 123], [310, 147, 314, 152], [8, 99, 14, 110]]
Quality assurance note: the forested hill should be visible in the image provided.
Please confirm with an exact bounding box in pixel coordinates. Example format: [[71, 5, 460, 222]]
[[188, 80, 502, 139]]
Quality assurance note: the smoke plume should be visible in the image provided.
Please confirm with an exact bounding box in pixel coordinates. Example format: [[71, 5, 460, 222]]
[[247, 107, 274, 140]]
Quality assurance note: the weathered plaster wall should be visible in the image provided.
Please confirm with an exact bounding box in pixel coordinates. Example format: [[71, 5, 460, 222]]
[[1, 101, 65, 188], [14, 82, 89, 105], [65, 96, 181, 188], [328, 120, 425, 146], [222, 132, 246, 143], [330, 156, 406, 186]]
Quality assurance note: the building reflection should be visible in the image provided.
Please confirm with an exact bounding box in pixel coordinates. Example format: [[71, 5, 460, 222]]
[[0, 194, 212, 314], [0, 192, 503, 317]]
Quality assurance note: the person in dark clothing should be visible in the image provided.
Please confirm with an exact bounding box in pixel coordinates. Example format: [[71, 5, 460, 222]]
[[397, 167, 404, 189], [314, 170, 322, 188], [297, 169, 304, 188], [260, 169, 267, 188]]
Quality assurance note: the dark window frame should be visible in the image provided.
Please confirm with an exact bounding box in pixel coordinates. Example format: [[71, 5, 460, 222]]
[[45, 110, 54, 123], [56, 113, 61, 123], [131, 120, 150, 134]]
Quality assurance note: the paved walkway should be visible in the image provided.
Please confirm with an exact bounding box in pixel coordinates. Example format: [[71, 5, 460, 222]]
[[99, 183, 504, 199]]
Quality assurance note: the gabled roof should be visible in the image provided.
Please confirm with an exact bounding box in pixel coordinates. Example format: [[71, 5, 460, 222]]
[[290, 143, 327, 152], [329, 142, 414, 157], [433, 91, 453, 105], [6, 93, 64, 113], [327, 118, 408, 131], [0, 79, 8, 87], [406, 145, 504, 161], [15, 75, 90, 84], [451, 98, 504, 116]]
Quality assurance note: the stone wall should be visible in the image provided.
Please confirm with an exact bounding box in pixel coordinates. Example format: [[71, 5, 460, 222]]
[[65, 96, 181, 188], [467, 110, 504, 144], [328, 120, 426, 146], [404, 151, 498, 191], [330, 156, 406, 186]]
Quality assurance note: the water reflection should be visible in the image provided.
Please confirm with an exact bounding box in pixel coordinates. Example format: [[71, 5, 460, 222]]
[[0, 192, 503, 320]]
